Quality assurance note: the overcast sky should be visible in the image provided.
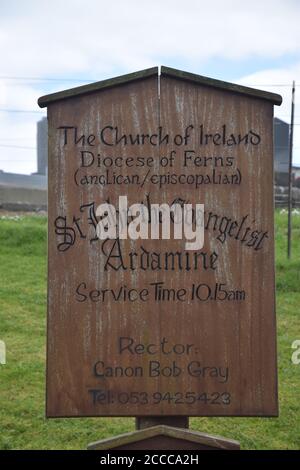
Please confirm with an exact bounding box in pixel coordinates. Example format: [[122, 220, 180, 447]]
[[0, 0, 300, 174]]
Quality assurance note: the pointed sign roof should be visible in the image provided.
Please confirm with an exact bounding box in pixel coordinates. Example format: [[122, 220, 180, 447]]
[[87, 424, 240, 450], [38, 66, 282, 108]]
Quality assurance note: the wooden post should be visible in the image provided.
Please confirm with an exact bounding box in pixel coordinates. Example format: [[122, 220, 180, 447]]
[[136, 416, 189, 430], [288, 80, 295, 259]]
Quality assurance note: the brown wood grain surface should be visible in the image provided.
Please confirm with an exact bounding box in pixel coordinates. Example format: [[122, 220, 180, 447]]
[[46, 72, 277, 417]]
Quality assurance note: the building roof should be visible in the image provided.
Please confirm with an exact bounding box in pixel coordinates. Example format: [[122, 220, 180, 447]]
[[38, 66, 282, 108], [274, 116, 289, 126]]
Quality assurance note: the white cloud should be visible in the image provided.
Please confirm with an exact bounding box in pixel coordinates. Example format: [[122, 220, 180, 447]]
[[0, 0, 300, 173], [1, 0, 300, 77], [0, 80, 45, 174]]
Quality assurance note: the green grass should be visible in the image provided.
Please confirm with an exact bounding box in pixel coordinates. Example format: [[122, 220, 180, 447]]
[[0, 211, 299, 449]]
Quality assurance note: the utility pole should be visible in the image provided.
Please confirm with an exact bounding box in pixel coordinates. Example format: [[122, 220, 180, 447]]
[[288, 81, 295, 259]]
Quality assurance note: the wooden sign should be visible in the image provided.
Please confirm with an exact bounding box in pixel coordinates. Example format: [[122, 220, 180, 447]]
[[38, 66, 281, 417]]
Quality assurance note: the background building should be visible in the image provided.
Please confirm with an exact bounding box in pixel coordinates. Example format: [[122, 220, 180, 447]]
[[274, 117, 289, 186], [36, 117, 48, 176], [0, 118, 47, 211]]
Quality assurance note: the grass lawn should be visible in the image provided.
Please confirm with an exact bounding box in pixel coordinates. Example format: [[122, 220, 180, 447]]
[[0, 211, 299, 450]]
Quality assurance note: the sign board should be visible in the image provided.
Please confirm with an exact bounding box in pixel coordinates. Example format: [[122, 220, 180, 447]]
[[39, 66, 281, 417]]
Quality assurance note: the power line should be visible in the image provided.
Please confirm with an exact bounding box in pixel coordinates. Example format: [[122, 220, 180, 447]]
[[0, 75, 298, 87], [242, 84, 298, 87], [0, 144, 36, 150], [0, 138, 34, 141], [0, 76, 94, 83], [0, 108, 44, 114], [0, 160, 36, 162]]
